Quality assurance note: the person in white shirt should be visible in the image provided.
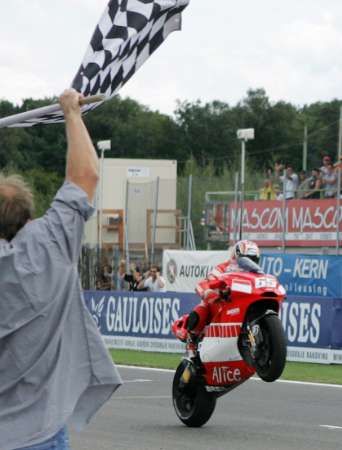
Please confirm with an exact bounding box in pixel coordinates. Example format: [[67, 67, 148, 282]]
[[321, 163, 337, 198], [275, 163, 298, 200], [320, 154, 333, 176], [140, 265, 166, 292]]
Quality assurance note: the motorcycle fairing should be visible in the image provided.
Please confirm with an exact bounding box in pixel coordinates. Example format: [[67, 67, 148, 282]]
[[199, 322, 242, 363]]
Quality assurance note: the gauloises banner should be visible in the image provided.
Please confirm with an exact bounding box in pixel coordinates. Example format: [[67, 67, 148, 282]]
[[84, 290, 342, 364], [227, 199, 342, 246]]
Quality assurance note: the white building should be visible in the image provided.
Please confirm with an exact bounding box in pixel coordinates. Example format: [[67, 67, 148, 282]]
[[84, 158, 179, 253]]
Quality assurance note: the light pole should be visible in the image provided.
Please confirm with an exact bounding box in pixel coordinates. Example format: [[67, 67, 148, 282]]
[[236, 128, 255, 240], [97, 140, 111, 252], [302, 124, 308, 171]]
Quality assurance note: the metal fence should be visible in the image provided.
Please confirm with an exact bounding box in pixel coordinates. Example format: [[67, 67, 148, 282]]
[[79, 169, 342, 289]]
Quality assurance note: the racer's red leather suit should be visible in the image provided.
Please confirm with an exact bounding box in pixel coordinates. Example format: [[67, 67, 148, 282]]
[[188, 258, 239, 337]]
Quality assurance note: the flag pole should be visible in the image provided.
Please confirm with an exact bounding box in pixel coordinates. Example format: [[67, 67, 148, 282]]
[[0, 94, 106, 129]]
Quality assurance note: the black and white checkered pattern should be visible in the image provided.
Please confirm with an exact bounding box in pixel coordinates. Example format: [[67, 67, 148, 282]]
[[8, 0, 190, 127]]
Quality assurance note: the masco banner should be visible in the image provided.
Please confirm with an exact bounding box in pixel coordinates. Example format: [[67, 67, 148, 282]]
[[229, 199, 342, 247], [84, 290, 342, 364], [163, 250, 342, 297]]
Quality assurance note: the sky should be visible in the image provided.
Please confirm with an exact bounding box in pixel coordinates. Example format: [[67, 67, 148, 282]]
[[0, 0, 342, 115]]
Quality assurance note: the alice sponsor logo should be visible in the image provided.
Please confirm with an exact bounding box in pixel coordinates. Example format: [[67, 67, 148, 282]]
[[212, 366, 241, 384]]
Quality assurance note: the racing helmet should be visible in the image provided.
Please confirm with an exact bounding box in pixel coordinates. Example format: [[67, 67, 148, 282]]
[[234, 240, 260, 264]]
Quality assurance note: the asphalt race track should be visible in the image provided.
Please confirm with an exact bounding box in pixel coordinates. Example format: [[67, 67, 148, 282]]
[[71, 365, 342, 450]]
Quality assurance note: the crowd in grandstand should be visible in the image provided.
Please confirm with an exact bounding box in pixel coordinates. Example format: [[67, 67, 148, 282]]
[[259, 154, 342, 200], [97, 260, 166, 292]]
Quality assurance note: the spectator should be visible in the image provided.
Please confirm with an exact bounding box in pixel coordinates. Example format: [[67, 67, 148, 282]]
[[265, 166, 275, 183], [124, 266, 147, 291], [320, 154, 333, 176], [297, 170, 310, 198], [334, 155, 342, 170], [100, 264, 113, 290], [139, 265, 166, 292], [116, 259, 128, 290], [273, 183, 283, 200], [259, 179, 276, 200], [334, 157, 342, 198], [303, 168, 322, 199], [321, 163, 337, 198], [0, 89, 121, 450], [275, 163, 299, 200]]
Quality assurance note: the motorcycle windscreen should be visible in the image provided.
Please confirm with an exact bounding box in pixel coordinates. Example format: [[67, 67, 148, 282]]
[[199, 323, 242, 363]]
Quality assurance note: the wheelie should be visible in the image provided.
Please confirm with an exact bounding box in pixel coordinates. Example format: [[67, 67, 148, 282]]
[[171, 240, 287, 427]]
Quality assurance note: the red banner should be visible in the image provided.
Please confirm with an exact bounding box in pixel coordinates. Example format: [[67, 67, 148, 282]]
[[227, 199, 342, 247]]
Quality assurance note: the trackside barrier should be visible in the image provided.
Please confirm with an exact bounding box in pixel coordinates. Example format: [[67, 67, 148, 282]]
[[85, 250, 342, 364], [162, 252, 342, 295], [84, 290, 342, 365]]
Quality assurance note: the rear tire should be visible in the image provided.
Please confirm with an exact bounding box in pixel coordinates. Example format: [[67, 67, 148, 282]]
[[172, 361, 216, 427], [255, 314, 287, 382]]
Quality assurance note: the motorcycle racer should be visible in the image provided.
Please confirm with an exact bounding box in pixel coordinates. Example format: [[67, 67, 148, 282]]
[[171, 240, 286, 427], [185, 240, 263, 352]]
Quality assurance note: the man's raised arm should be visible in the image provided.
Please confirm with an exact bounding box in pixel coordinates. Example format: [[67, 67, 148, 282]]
[[59, 89, 99, 202]]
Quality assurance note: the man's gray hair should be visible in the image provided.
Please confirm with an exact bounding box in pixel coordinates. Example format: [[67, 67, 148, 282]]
[[0, 173, 35, 241]]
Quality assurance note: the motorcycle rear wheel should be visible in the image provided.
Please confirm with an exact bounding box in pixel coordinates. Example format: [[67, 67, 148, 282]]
[[172, 361, 216, 427], [255, 314, 287, 382]]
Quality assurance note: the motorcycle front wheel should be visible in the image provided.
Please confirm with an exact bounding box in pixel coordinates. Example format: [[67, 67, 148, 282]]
[[254, 314, 287, 382], [172, 360, 216, 427]]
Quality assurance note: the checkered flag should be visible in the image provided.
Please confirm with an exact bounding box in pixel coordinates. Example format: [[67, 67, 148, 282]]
[[0, 0, 190, 128]]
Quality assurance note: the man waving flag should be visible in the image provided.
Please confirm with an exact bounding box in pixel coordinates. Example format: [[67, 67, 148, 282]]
[[0, 0, 190, 128]]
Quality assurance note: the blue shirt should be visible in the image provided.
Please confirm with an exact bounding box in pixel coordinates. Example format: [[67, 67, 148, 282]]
[[0, 182, 122, 450]]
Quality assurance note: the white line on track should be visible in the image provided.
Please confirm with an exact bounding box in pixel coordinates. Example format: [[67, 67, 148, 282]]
[[117, 364, 342, 389], [115, 395, 170, 400], [122, 379, 152, 383], [320, 425, 342, 430], [251, 377, 342, 389], [118, 365, 174, 373]]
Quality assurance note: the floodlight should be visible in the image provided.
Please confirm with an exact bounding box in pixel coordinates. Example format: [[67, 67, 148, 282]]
[[97, 140, 111, 151], [237, 129, 255, 141]]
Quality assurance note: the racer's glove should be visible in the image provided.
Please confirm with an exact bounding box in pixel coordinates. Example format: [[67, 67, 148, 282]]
[[219, 287, 231, 301]]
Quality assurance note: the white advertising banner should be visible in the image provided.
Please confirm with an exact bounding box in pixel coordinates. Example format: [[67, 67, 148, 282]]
[[163, 250, 227, 293]]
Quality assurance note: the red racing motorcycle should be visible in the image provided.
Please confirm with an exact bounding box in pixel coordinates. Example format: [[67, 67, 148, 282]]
[[171, 258, 287, 427]]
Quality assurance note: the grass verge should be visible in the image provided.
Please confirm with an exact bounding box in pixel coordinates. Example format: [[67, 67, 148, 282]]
[[110, 349, 342, 385]]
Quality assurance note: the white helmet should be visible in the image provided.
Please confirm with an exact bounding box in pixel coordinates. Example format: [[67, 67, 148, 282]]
[[234, 240, 260, 264]]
